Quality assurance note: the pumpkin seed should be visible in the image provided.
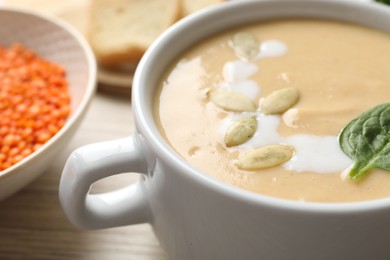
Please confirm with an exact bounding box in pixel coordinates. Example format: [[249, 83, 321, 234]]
[[211, 89, 256, 112], [261, 87, 300, 115], [225, 117, 257, 147], [230, 31, 259, 60], [236, 144, 294, 171]]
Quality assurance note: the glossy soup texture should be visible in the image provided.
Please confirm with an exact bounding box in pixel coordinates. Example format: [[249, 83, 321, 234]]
[[155, 19, 390, 203]]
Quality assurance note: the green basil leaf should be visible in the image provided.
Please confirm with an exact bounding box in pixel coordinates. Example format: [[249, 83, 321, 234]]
[[339, 103, 390, 179], [375, 0, 390, 6]]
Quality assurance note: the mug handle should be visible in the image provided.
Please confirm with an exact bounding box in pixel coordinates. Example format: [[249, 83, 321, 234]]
[[59, 134, 151, 229]]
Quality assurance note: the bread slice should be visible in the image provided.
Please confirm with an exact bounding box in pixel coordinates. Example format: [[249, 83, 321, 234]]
[[181, 0, 224, 16], [88, 0, 182, 66]]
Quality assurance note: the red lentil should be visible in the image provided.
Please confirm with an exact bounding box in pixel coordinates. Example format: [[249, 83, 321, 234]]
[[0, 43, 71, 171]]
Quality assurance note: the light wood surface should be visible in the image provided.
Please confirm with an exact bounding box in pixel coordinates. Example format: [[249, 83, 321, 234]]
[[0, 93, 168, 260], [0, 1, 168, 259]]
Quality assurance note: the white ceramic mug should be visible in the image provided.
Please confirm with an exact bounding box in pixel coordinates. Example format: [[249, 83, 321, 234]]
[[59, 1, 390, 259]]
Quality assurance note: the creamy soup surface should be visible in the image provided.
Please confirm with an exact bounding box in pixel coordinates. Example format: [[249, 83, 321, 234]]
[[155, 19, 390, 203]]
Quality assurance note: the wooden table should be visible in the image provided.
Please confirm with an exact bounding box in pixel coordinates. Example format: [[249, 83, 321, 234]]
[[0, 88, 168, 260], [0, 1, 168, 259]]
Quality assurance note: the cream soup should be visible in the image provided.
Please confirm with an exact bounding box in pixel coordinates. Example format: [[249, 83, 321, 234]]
[[155, 19, 390, 203]]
